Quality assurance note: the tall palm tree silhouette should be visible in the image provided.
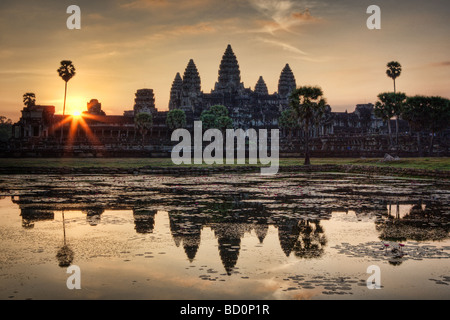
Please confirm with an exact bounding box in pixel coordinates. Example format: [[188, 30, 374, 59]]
[[386, 61, 402, 145], [57, 60, 76, 142], [56, 210, 74, 268], [57, 60, 76, 116], [386, 61, 401, 94], [289, 86, 327, 165]]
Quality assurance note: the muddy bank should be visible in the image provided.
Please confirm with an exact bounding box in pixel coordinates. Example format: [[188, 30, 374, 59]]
[[0, 164, 448, 179]]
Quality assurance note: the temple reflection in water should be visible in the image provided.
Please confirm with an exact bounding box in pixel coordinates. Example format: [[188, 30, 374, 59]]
[[12, 194, 449, 274]]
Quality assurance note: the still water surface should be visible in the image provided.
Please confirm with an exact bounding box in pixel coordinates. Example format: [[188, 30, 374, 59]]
[[0, 172, 449, 299]]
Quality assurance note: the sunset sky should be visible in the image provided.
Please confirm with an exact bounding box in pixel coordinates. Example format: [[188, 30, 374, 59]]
[[1, 0, 449, 122]]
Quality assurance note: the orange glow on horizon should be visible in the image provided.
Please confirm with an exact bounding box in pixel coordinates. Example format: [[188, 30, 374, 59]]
[[53, 112, 102, 148]]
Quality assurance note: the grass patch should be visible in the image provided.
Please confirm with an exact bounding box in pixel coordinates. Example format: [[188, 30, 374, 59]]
[[333, 158, 450, 171], [0, 157, 448, 171]]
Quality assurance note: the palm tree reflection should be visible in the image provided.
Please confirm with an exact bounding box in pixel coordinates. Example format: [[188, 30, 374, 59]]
[[56, 210, 74, 268]]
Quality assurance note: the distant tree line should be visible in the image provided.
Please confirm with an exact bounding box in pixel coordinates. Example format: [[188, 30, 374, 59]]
[[280, 61, 450, 164], [0, 116, 13, 142]]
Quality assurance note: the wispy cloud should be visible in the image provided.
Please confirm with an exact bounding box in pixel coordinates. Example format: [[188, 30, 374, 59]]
[[431, 61, 450, 67], [291, 8, 320, 22], [120, 0, 177, 9], [257, 37, 331, 63], [166, 22, 216, 36], [409, 60, 450, 71], [248, 0, 321, 34], [258, 37, 307, 55], [120, 0, 213, 10]]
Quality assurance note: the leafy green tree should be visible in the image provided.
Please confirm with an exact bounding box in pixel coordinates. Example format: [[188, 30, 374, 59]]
[[57, 60, 76, 116], [402, 96, 430, 156], [200, 105, 233, 131], [425, 96, 450, 156], [216, 116, 233, 132], [357, 107, 373, 134], [402, 96, 450, 156], [23, 93, 36, 108], [289, 86, 327, 165], [135, 112, 153, 145], [374, 92, 406, 146], [386, 61, 402, 144], [391, 92, 406, 145], [166, 109, 186, 131]]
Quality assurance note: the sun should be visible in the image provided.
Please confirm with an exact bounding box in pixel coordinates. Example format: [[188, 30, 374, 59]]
[[65, 96, 87, 116]]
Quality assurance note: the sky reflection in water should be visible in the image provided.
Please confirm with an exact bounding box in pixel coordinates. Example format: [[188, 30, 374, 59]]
[[0, 173, 449, 300]]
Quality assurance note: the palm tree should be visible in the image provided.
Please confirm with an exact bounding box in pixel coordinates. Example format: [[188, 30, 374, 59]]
[[57, 60, 76, 116], [386, 61, 402, 93], [57, 61, 76, 142], [23, 93, 36, 108], [386, 61, 402, 144], [289, 86, 327, 165], [135, 112, 153, 146]]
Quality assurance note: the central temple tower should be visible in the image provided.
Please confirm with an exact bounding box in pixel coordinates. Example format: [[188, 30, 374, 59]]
[[167, 44, 297, 127], [278, 64, 297, 98], [213, 44, 245, 94]]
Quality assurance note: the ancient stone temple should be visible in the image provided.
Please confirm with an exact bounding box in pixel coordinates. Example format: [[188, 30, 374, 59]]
[[254, 76, 269, 96], [86, 99, 105, 116], [278, 64, 297, 99], [7, 44, 449, 158], [168, 73, 183, 111], [169, 60, 203, 115], [134, 89, 157, 115], [213, 44, 245, 94], [169, 44, 290, 129], [12, 104, 55, 139]]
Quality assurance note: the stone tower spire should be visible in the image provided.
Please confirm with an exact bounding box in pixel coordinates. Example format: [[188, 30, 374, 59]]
[[278, 64, 297, 98], [134, 89, 156, 114], [182, 59, 201, 94], [179, 59, 202, 114], [254, 76, 269, 95], [168, 72, 183, 110], [214, 44, 243, 93]]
